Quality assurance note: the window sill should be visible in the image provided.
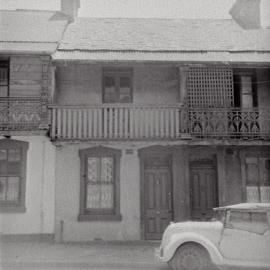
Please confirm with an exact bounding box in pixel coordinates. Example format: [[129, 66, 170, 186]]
[[78, 213, 122, 222], [0, 205, 26, 213]]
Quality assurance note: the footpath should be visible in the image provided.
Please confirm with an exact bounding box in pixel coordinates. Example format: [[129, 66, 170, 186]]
[[0, 240, 168, 270]]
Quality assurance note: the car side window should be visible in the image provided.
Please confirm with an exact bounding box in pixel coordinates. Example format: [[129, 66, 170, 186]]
[[227, 210, 269, 234]]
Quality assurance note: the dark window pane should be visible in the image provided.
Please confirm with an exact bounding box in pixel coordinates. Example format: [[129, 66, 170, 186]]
[[7, 161, 21, 175], [8, 149, 21, 162], [119, 77, 131, 102], [120, 77, 130, 88], [104, 76, 115, 88], [0, 150, 7, 161], [104, 76, 117, 103], [0, 177, 7, 201], [0, 158, 7, 175], [0, 67, 8, 86]]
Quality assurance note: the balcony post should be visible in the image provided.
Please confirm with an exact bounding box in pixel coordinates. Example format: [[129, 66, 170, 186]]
[[178, 66, 189, 105], [178, 66, 190, 135], [39, 56, 50, 129]]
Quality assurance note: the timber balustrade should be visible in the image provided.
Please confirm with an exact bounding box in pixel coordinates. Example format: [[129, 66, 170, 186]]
[[50, 104, 186, 140], [50, 105, 270, 140], [0, 97, 46, 131]]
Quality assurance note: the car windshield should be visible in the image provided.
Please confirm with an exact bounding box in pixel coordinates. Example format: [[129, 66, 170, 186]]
[[212, 209, 226, 222]]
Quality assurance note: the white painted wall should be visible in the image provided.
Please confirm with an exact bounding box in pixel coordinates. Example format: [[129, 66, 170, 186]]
[[55, 142, 141, 242], [0, 136, 56, 235]]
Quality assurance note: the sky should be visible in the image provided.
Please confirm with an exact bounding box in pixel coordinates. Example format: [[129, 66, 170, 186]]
[[0, 0, 235, 18]]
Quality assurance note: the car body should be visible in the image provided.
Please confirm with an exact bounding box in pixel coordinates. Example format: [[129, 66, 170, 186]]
[[157, 203, 270, 270]]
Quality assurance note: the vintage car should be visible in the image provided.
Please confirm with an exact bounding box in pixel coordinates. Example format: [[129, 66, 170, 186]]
[[157, 203, 270, 270]]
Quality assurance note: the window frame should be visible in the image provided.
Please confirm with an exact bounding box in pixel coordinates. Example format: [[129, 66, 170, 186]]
[[102, 67, 133, 103], [0, 139, 28, 213], [233, 69, 257, 108], [78, 146, 122, 221]]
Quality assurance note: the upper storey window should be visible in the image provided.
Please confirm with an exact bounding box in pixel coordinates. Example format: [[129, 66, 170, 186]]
[[0, 59, 9, 97], [103, 68, 133, 103]]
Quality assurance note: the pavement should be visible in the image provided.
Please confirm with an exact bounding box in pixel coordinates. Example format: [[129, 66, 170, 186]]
[[0, 240, 267, 270], [0, 240, 169, 270]]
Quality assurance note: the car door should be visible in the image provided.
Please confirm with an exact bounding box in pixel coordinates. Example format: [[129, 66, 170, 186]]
[[219, 210, 270, 264]]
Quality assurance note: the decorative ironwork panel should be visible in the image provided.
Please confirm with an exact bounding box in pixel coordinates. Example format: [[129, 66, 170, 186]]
[[189, 108, 270, 139], [187, 67, 233, 108], [0, 97, 42, 131]]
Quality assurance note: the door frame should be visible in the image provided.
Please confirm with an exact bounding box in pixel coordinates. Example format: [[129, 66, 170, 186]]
[[138, 146, 173, 240], [189, 159, 219, 220]]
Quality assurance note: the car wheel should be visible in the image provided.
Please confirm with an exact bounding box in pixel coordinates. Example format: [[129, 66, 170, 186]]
[[168, 243, 213, 270]]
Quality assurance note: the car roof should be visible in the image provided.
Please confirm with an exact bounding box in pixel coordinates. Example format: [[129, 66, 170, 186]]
[[214, 203, 270, 211]]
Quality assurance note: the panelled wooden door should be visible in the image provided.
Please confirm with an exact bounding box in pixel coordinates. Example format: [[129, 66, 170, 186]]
[[190, 164, 218, 220], [144, 165, 172, 240]]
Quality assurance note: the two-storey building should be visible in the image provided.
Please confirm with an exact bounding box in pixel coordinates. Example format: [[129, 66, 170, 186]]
[[51, 12, 270, 242], [0, 8, 69, 240], [1, 0, 269, 243]]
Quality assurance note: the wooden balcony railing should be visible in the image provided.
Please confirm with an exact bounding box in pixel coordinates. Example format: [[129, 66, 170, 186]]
[[0, 97, 47, 132], [50, 104, 187, 140], [50, 105, 270, 141]]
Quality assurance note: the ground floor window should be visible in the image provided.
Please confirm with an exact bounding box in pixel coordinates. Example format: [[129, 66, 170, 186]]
[[246, 157, 270, 203], [0, 139, 28, 212], [78, 146, 122, 221]]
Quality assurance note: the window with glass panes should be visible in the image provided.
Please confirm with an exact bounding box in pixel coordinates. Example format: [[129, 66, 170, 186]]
[[78, 147, 121, 221], [246, 157, 270, 203], [0, 140, 28, 212], [0, 59, 9, 97], [103, 68, 132, 103]]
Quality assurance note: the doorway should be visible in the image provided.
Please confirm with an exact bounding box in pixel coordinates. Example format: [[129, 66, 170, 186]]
[[190, 161, 218, 220], [141, 154, 173, 240]]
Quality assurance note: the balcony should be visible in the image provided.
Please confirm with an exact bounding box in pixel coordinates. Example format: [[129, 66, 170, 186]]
[[189, 108, 270, 139], [50, 105, 270, 141], [50, 104, 186, 140], [0, 97, 47, 133]]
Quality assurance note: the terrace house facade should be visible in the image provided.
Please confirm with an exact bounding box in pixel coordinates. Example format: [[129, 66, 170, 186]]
[[0, 9, 69, 239], [51, 14, 270, 241], [0, 0, 269, 243]]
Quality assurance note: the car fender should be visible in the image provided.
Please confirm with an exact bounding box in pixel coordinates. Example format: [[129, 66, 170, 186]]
[[162, 232, 224, 265]]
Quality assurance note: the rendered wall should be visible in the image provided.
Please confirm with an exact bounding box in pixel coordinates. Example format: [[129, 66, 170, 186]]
[[55, 64, 179, 105], [55, 142, 141, 242], [0, 136, 55, 235], [54, 142, 250, 241]]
